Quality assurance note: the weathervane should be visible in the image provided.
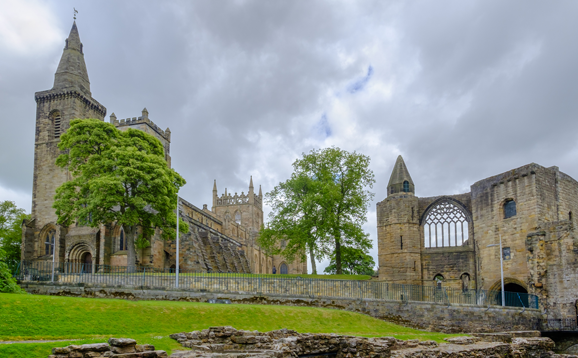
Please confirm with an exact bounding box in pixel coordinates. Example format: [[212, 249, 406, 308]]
[[74, 8, 78, 20]]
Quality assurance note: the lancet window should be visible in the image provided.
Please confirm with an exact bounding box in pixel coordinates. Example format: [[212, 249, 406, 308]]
[[424, 200, 469, 248], [119, 227, 127, 251], [51, 110, 62, 138], [45, 229, 56, 255]]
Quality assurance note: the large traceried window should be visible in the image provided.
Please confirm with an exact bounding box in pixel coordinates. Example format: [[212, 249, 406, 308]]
[[424, 200, 469, 248]]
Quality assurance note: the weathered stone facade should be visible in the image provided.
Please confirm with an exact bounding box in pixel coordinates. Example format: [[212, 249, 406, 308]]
[[22, 21, 306, 275], [377, 156, 578, 321]]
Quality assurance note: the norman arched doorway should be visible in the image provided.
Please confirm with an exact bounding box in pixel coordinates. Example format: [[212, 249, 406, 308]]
[[280, 263, 288, 275], [66, 241, 94, 273]]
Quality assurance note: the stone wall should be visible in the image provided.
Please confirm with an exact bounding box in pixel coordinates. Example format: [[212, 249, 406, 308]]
[[49, 326, 569, 358], [22, 282, 541, 334], [49, 338, 167, 358]]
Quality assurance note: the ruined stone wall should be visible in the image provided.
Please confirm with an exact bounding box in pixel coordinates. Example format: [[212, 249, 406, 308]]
[[417, 193, 475, 290], [527, 221, 578, 320], [471, 164, 541, 292], [22, 282, 542, 334]]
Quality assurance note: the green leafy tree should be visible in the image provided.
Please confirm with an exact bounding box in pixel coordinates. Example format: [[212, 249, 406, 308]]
[[0, 201, 29, 265], [259, 174, 329, 274], [0, 247, 24, 293], [259, 147, 375, 274], [53, 119, 188, 269], [323, 246, 376, 276]]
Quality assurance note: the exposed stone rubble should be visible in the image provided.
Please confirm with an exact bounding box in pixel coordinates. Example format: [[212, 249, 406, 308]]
[[166, 326, 565, 358], [49, 327, 576, 357], [48, 337, 168, 358]]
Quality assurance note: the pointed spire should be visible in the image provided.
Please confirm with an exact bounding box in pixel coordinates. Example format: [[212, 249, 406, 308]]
[[387, 155, 415, 196], [249, 176, 254, 189], [213, 179, 217, 192], [53, 21, 91, 96], [258, 185, 262, 197]]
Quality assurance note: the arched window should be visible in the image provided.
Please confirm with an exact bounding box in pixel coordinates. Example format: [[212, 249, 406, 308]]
[[51, 110, 62, 138], [403, 180, 410, 192], [45, 229, 55, 255], [504, 200, 516, 219], [461, 273, 470, 292], [434, 274, 444, 288], [280, 263, 288, 274], [235, 211, 241, 225], [119, 227, 126, 251], [424, 200, 469, 248]]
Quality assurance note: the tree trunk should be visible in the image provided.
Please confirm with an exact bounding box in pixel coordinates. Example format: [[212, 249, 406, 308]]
[[335, 233, 342, 275], [308, 243, 317, 275], [126, 225, 137, 273]]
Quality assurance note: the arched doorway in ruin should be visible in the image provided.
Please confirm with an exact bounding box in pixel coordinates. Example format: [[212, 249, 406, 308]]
[[489, 278, 529, 307], [66, 241, 94, 273]]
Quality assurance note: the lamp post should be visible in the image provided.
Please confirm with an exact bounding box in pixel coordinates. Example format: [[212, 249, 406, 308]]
[[45, 237, 55, 283], [176, 195, 180, 288], [487, 234, 505, 306]]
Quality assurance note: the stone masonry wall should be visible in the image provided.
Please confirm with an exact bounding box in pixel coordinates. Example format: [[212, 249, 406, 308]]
[[22, 282, 541, 334]]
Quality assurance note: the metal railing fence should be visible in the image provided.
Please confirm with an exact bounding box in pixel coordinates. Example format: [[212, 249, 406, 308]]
[[12, 261, 539, 309]]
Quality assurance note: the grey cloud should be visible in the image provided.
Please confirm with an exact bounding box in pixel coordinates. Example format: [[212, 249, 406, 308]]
[[2, 0, 577, 272]]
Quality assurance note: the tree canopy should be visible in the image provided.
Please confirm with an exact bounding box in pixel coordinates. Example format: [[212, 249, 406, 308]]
[[53, 119, 188, 268], [259, 147, 375, 274], [0, 200, 28, 264], [323, 246, 376, 276]]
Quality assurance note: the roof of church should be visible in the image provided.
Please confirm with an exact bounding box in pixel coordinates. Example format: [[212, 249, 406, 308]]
[[387, 155, 414, 187], [53, 21, 91, 96]]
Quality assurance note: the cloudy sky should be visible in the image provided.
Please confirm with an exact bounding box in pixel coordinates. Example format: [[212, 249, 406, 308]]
[[1, 0, 577, 273]]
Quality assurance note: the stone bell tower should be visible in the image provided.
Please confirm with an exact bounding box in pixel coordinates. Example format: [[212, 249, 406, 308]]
[[22, 21, 106, 261], [376, 155, 422, 284]]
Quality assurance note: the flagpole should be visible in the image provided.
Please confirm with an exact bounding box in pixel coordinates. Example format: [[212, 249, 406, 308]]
[[176, 195, 180, 288]]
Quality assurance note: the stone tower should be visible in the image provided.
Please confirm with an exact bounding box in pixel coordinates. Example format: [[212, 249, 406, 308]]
[[212, 177, 263, 233], [23, 21, 106, 261], [376, 155, 422, 283]]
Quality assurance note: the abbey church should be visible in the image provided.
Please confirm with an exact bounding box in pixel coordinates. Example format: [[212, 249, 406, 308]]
[[378, 155, 578, 320], [20, 21, 307, 276]]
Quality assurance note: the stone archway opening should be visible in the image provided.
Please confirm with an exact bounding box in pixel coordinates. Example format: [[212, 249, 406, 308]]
[[490, 280, 529, 307], [67, 242, 93, 273]]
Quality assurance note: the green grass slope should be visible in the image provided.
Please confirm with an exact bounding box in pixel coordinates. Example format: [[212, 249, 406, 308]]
[[0, 293, 460, 357]]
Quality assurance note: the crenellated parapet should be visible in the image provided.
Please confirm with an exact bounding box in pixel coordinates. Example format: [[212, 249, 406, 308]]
[[216, 192, 262, 209], [109, 108, 171, 143]]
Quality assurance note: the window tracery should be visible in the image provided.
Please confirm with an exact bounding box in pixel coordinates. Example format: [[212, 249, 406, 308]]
[[424, 200, 469, 248]]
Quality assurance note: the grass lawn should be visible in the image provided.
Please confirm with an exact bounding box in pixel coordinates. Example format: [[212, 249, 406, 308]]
[[0, 293, 461, 357]]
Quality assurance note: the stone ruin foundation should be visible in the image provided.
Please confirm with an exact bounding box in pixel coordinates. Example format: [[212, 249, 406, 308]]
[[49, 326, 578, 357]]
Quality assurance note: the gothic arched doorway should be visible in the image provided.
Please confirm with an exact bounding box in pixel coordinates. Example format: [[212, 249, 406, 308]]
[[280, 263, 288, 275], [493, 282, 529, 307]]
